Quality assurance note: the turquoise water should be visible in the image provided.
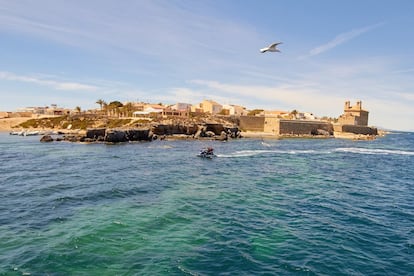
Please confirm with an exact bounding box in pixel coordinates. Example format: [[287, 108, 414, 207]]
[[1, 132, 413, 275]]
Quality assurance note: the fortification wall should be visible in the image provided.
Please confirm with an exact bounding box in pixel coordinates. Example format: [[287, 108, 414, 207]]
[[264, 117, 280, 134], [334, 124, 377, 135], [278, 120, 333, 135], [239, 116, 265, 132], [6, 112, 33, 118]]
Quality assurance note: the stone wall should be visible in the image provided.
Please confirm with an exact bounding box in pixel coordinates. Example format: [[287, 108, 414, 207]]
[[264, 117, 280, 134], [239, 116, 265, 131], [334, 124, 377, 135], [278, 120, 333, 135]]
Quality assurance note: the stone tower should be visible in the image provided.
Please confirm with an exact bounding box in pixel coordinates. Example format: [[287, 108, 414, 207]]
[[338, 101, 369, 126]]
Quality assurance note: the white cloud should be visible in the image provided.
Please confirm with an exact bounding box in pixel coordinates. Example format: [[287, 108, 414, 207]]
[[0, 71, 98, 91], [189, 79, 344, 114], [306, 22, 385, 57], [188, 76, 414, 131]]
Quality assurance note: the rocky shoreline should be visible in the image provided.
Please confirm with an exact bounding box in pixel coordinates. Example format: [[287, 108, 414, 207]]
[[39, 124, 242, 143], [2, 116, 383, 142]]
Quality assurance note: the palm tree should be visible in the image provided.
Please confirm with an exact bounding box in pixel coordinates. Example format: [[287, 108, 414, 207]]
[[75, 106, 81, 114], [96, 99, 105, 113]]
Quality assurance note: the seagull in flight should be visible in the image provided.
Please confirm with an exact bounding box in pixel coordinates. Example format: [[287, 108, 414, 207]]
[[260, 42, 283, 53]]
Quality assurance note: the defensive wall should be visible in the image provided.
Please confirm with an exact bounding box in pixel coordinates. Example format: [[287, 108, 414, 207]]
[[333, 124, 378, 135], [240, 116, 333, 135], [0, 112, 33, 118], [240, 116, 379, 136], [277, 120, 333, 135], [239, 116, 265, 132]]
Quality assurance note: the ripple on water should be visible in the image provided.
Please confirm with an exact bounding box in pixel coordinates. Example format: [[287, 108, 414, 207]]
[[1, 133, 414, 274]]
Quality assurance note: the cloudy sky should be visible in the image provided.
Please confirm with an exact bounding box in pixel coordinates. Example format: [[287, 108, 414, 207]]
[[0, 0, 413, 131]]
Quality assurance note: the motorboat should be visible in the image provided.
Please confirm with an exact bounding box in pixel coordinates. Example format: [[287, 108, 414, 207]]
[[198, 147, 216, 159]]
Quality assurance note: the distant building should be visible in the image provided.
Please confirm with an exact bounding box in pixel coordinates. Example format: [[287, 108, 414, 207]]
[[162, 103, 191, 117], [171, 103, 192, 111], [199, 100, 223, 115], [190, 104, 204, 114], [18, 105, 70, 116], [222, 104, 248, 116], [296, 112, 316, 120], [338, 101, 369, 126]]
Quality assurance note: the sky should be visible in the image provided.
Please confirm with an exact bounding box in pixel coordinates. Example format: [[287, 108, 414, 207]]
[[0, 0, 413, 131]]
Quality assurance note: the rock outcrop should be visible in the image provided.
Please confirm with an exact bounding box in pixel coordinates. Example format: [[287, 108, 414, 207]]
[[44, 123, 241, 143], [40, 135, 54, 142]]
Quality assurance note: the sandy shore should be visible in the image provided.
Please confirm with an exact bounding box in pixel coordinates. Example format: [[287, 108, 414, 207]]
[[0, 117, 33, 132]]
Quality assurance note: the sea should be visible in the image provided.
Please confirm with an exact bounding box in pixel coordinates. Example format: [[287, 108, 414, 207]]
[[0, 131, 413, 275]]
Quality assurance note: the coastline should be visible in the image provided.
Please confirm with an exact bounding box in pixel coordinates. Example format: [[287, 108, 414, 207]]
[[1, 117, 384, 141], [0, 117, 33, 132]]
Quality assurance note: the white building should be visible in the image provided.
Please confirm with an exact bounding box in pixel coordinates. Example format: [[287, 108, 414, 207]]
[[222, 104, 248, 116]]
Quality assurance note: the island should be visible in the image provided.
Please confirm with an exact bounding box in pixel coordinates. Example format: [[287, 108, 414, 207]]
[[1, 100, 383, 143]]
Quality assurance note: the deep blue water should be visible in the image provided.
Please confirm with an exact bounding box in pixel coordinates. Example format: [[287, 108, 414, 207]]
[[0, 132, 413, 275]]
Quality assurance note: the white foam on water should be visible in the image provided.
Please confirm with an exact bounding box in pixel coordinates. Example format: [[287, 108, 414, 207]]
[[335, 147, 414, 156], [217, 149, 321, 158]]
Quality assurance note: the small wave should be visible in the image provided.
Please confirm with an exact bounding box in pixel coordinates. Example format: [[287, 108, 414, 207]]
[[217, 150, 278, 158], [335, 147, 414, 156]]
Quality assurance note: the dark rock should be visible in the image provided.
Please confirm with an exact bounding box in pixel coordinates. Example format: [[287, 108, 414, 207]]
[[40, 135, 54, 142], [225, 127, 240, 139], [152, 124, 198, 135], [64, 135, 81, 142], [205, 123, 225, 135], [86, 128, 106, 139], [125, 129, 152, 141], [80, 137, 95, 143], [105, 130, 127, 143]]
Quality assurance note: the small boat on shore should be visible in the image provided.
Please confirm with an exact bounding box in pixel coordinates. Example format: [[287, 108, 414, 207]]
[[198, 147, 216, 159], [9, 130, 24, 135], [9, 130, 40, 136]]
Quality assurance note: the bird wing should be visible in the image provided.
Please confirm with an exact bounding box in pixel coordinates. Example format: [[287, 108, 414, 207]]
[[269, 42, 282, 48]]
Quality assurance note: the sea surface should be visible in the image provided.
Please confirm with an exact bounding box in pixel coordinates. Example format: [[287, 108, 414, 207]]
[[0, 132, 413, 275]]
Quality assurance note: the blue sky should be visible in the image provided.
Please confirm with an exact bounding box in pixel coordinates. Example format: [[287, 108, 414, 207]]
[[0, 0, 413, 131]]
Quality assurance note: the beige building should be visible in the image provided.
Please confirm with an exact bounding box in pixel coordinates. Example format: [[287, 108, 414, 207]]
[[338, 101, 369, 126], [192, 100, 223, 114], [222, 104, 248, 116]]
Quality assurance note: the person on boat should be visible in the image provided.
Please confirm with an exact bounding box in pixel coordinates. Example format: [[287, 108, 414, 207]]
[[200, 147, 214, 156]]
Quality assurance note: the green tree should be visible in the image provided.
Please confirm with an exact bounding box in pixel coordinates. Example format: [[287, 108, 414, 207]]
[[108, 101, 123, 117]]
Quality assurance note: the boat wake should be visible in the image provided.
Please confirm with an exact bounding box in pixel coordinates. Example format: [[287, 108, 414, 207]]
[[334, 147, 414, 156], [217, 147, 414, 158], [216, 149, 319, 158]]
